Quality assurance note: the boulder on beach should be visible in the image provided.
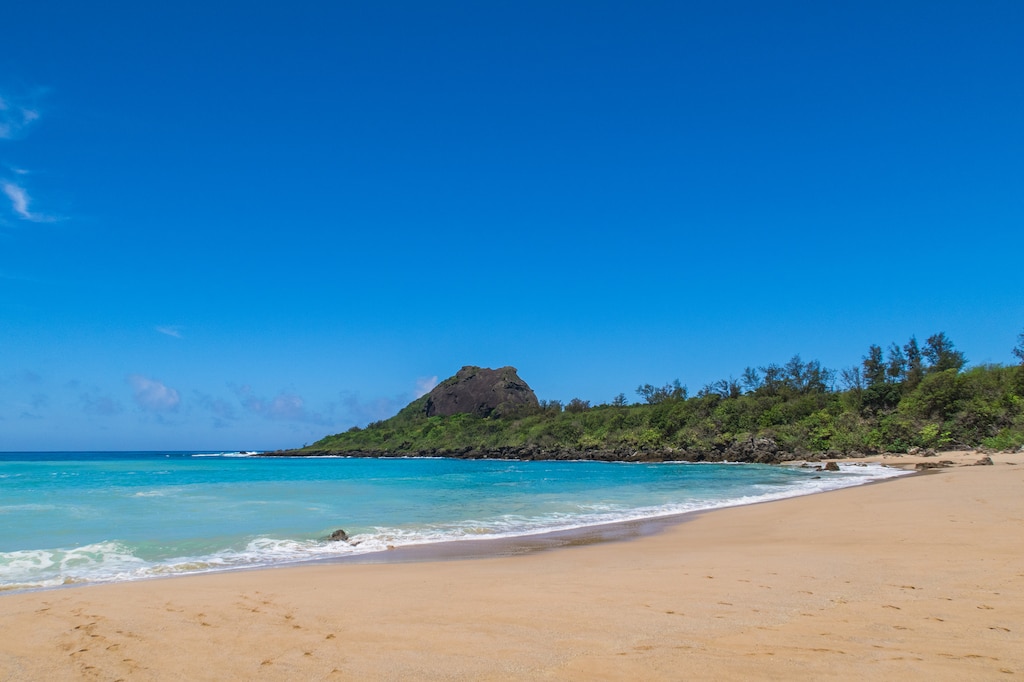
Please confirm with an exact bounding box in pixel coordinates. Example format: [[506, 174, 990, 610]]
[[916, 460, 956, 470]]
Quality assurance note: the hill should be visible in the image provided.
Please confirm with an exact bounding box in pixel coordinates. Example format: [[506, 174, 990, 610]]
[[269, 333, 1024, 462]]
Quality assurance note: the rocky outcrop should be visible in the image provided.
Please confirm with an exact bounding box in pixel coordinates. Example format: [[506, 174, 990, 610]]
[[270, 439, 792, 464], [717, 437, 787, 463], [916, 460, 956, 470], [424, 366, 539, 418]]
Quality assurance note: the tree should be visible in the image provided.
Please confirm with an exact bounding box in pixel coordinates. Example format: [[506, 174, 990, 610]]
[[611, 393, 628, 407], [904, 336, 924, 388], [758, 363, 785, 395], [784, 355, 807, 391], [757, 356, 833, 395], [636, 380, 686, 404], [862, 344, 900, 412], [741, 366, 762, 393], [862, 345, 886, 387], [717, 377, 742, 399], [1012, 330, 1024, 391], [886, 343, 906, 383], [800, 359, 834, 394], [700, 378, 741, 400], [923, 332, 966, 374], [565, 398, 591, 413], [840, 365, 864, 391]]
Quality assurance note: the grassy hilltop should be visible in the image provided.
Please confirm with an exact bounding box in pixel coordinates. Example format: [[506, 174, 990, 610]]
[[289, 332, 1024, 461]]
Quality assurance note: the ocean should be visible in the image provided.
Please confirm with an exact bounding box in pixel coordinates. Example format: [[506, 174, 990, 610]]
[[0, 451, 908, 592]]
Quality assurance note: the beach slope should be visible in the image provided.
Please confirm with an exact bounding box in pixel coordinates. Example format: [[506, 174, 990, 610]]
[[1, 451, 1021, 680]]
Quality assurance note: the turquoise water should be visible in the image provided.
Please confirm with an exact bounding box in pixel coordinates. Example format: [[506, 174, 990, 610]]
[[0, 452, 907, 591]]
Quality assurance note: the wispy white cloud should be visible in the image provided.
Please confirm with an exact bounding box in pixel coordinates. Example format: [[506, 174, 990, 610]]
[[128, 374, 181, 412], [1, 179, 52, 222], [415, 375, 439, 398], [232, 384, 330, 425], [1, 89, 55, 223], [336, 375, 440, 426], [2, 180, 30, 218], [156, 325, 183, 339], [195, 390, 237, 426]]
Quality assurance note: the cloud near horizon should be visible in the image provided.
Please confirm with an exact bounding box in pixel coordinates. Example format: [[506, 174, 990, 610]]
[[415, 375, 439, 398], [338, 391, 408, 426], [80, 392, 123, 416], [128, 374, 181, 412], [233, 385, 329, 425], [194, 390, 237, 427]]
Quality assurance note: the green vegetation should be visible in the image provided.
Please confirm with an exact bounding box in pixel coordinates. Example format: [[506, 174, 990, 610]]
[[301, 331, 1024, 460]]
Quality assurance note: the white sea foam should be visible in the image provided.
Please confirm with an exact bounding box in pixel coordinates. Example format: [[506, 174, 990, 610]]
[[191, 451, 258, 458], [0, 503, 57, 512], [0, 463, 909, 592]]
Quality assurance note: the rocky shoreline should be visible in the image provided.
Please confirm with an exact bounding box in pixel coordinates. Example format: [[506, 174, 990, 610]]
[[262, 437, 809, 464], [258, 440, 1016, 464]]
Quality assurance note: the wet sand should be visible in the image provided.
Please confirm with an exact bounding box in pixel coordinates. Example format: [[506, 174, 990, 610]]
[[1, 450, 1021, 680]]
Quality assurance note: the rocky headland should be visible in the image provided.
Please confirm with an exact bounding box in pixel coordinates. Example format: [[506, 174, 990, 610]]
[[423, 365, 539, 418], [265, 358, 1024, 463]]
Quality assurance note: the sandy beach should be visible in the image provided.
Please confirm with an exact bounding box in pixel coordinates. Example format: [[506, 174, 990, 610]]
[[1, 450, 1021, 681]]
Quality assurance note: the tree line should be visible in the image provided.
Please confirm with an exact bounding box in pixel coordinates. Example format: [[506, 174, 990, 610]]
[[307, 330, 1024, 459]]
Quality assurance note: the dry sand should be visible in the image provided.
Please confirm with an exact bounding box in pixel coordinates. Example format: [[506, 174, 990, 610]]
[[1, 450, 1021, 681]]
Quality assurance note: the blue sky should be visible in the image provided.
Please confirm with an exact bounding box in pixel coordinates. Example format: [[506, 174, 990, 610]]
[[2, 1, 1022, 451]]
